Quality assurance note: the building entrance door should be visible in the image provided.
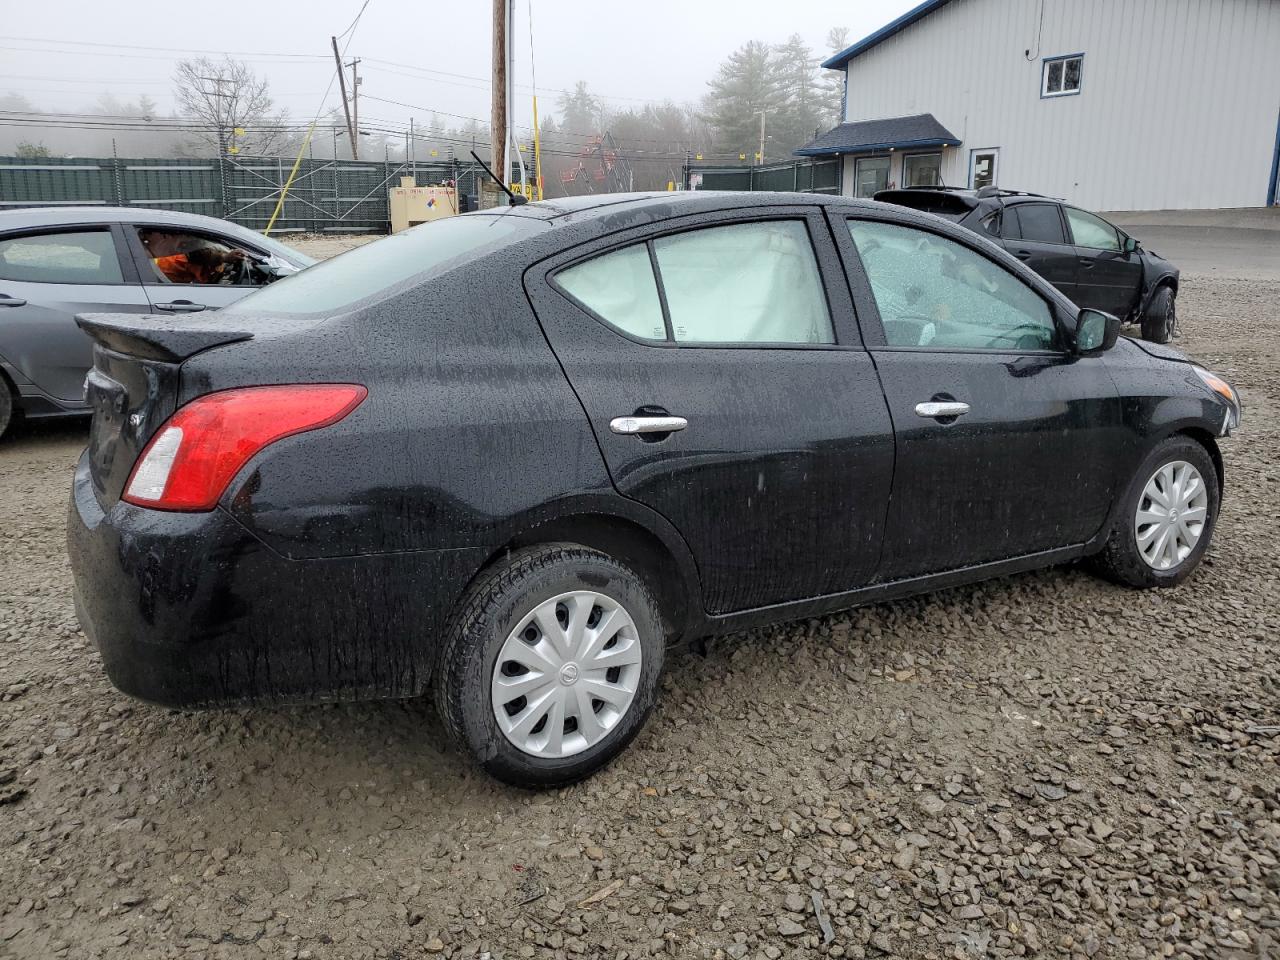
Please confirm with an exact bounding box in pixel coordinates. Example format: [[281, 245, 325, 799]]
[[853, 156, 890, 197]]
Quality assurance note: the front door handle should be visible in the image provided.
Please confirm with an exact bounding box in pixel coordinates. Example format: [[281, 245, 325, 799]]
[[609, 415, 688, 436], [0, 296, 27, 307], [153, 300, 207, 313], [915, 401, 970, 419], [1014, 250, 1032, 260]]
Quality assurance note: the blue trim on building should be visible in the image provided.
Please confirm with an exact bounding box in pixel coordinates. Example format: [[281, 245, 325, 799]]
[[1040, 53, 1085, 100], [795, 136, 960, 158], [1269, 107, 1280, 206], [822, 0, 954, 69]]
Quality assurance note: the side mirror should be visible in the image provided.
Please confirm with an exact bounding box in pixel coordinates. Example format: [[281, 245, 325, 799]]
[[1075, 308, 1121, 355], [1123, 236, 1139, 254]]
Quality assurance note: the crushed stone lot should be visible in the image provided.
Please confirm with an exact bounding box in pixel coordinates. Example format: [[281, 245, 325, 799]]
[[1, 233, 1277, 960]]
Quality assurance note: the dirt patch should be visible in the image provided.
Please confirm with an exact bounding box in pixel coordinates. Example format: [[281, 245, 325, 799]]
[[1, 261, 1277, 959]]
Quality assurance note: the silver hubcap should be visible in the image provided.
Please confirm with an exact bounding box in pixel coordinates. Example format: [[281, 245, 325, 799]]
[[491, 591, 642, 759], [1135, 460, 1208, 570]]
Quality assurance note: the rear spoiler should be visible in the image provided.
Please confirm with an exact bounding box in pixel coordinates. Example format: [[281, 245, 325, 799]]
[[76, 313, 254, 363], [873, 189, 979, 217]]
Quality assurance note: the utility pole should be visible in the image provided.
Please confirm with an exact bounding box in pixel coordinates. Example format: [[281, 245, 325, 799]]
[[491, 0, 507, 192], [348, 57, 362, 159], [757, 111, 767, 166], [331, 36, 357, 159]]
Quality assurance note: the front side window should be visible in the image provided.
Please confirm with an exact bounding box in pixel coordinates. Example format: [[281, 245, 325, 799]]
[[1043, 55, 1083, 97], [555, 220, 834, 346], [135, 228, 262, 286], [902, 153, 942, 187], [1064, 207, 1121, 252], [848, 219, 1057, 351], [0, 230, 123, 284]]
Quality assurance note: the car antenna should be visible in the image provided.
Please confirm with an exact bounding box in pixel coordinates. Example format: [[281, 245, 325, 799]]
[[470, 151, 528, 206]]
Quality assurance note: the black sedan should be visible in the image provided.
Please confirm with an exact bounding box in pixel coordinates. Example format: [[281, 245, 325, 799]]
[[875, 187, 1180, 343], [68, 192, 1240, 787]]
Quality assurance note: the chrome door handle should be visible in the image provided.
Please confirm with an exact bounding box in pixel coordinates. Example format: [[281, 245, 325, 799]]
[[153, 300, 207, 313], [609, 415, 688, 435], [915, 401, 970, 419], [0, 296, 26, 307]]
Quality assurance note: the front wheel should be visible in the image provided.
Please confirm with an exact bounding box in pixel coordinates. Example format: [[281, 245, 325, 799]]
[[1090, 437, 1219, 588], [0, 384, 11, 440], [435, 544, 666, 788], [1141, 285, 1176, 344]]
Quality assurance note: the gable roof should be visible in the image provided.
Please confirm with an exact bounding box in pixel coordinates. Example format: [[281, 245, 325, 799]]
[[822, 0, 955, 69], [794, 114, 961, 157]]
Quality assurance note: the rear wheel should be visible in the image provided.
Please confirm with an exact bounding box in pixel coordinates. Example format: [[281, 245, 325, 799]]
[[0, 379, 14, 440], [1141, 285, 1176, 344], [435, 544, 665, 787], [1091, 437, 1219, 588]]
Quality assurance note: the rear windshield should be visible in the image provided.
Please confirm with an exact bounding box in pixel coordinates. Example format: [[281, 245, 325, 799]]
[[875, 190, 973, 220], [224, 213, 544, 316]]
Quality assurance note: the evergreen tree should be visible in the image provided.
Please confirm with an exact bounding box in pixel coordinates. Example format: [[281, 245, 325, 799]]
[[769, 34, 825, 156], [703, 41, 780, 161], [820, 27, 851, 126]]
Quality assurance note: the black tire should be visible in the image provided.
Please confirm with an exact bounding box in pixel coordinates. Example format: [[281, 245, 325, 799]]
[[434, 544, 666, 788], [1090, 436, 1219, 589], [1141, 285, 1176, 344], [0, 378, 13, 441]]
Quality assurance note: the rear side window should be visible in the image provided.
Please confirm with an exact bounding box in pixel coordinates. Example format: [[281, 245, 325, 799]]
[[1064, 207, 1121, 251], [555, 244, 666, 340], [224, 214, 544, 316], [0, 230, 123, 284], [654, 222, 832, 344], [1011, 204, 1067, 244], [555, 220, 834, 346]]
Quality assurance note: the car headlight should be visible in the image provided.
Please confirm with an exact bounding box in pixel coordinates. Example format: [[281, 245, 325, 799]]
[[1192, 365, 1240, 434]]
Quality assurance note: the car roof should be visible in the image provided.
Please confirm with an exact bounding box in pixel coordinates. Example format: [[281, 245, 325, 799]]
[[492, 190, 881, 224]]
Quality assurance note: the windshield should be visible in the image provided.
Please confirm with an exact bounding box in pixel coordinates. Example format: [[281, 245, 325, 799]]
[[249, 231, 317, 268], [223, 213, 545, 316]]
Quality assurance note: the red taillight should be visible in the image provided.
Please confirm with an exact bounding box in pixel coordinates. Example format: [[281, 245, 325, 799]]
[[122, 384, 367, 511]]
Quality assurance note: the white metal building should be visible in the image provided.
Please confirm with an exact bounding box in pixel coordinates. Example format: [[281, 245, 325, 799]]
[[798, 0, 1280, 210]]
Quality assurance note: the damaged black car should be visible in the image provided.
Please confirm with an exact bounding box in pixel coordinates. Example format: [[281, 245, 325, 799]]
[[875, 186, 1181, 343]]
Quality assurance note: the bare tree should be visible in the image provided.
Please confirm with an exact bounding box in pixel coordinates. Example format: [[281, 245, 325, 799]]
[[173, 57, 288, 157]]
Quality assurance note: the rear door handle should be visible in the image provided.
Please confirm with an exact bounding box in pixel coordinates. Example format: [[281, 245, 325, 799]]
[[1078, 257, 1096, 267], [0, 296, 26, 307], [915, 401, 970, 419], [609, 415, 688, 436], [1014, 250, 1032, 261], [153, 300, 207, 313]]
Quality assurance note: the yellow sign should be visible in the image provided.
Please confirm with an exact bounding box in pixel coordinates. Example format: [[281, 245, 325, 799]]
[[232, 127, 245, 137], [695, 153, 703, 161], [430, 149, 438, 157], [666, 181, 675, 191], [739, 153, 746, 161], [227, 145, 240, 155], [754, 152, 762, 161]]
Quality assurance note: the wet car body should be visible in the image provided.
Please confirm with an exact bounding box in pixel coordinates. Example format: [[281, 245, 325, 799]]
[[67, 192, 1239, 781]]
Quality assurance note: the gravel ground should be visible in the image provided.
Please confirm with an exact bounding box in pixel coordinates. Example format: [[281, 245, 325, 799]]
[[1, 233, 1277, 960]]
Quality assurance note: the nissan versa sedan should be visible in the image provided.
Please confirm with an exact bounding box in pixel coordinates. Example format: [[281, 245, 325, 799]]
[[67, 192, 1241, 787], [0, 207, 313, 438]]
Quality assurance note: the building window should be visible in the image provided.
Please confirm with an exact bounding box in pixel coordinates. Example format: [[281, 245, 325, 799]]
[[902, 153, 942, 187], [854, 156, 891, 197], [1042, 54, 1083, 97]]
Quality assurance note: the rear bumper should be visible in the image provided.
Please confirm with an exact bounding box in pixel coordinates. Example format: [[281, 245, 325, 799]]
[[67, 452, 485, 709]]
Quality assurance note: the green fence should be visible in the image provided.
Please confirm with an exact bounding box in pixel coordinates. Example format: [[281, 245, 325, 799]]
[[0, 155, 484, 234], [690, 159, 841, 194]]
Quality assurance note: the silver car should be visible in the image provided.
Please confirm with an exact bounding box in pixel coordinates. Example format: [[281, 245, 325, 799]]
[[0, 207, 314, 437]]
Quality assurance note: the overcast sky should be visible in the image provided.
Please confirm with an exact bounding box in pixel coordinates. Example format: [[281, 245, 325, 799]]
[[2, 0, 917, 136]]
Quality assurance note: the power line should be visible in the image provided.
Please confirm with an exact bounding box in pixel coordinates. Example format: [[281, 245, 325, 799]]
[[0, 34, 330, 59]]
